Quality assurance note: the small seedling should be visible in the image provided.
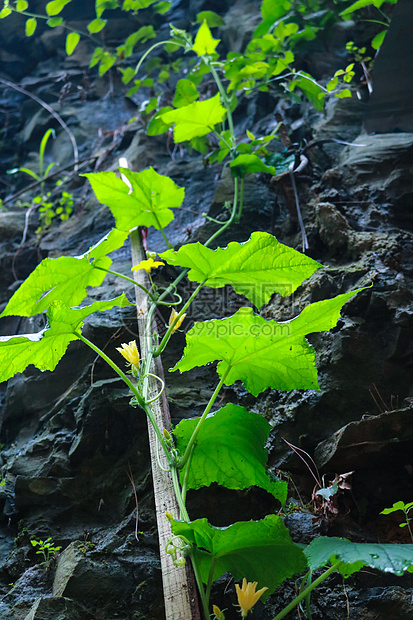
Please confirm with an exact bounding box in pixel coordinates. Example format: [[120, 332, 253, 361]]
[[380, 501, 413, 542], [30, 537, 62, 566]]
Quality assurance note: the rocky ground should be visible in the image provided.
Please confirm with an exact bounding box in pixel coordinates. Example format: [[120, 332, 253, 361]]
[[0, 1, 412, 618]]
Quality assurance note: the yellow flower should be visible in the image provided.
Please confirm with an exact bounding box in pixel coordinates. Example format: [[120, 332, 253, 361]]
[[116, 340, 140, 366], [131, 258, 164, 274], [168, 308, 186, 332], [235, 579, 268, 618], [213, 604, 225, 619]]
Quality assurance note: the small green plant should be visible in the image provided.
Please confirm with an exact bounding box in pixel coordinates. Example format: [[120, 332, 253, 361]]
[[30, 537, 62, 566], [381, 501, 413, 542], [7, 128, 56, 194]]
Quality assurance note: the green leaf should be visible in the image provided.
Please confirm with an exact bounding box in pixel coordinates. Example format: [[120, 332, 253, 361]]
[[264, 153, 296, 176], [122, 0, 157, 10], [87, 18, 107, 33], [196, 11, 225, 27], [66, 32, 80, 56], [160, 93, 226, 142], [192, 21, 220, 57], [371, 29, 386, 50], [97, 51, 116, 75], [25, 17, 37, 36], [172, 78, 199, 108], [380, 501, 410, 515], [95, 0, 119, 18], [172, 290, 362, 396], [306, 537, 413, 577], [261, 0, 292, 21], [154, 1, 171, 14], [16, 0, 29, 10], [173, 404, 287, 504], [230, 154, 276, 178], [289, 73, 325, 111], [83, 168, 184, 231], [0, 295, 133, 382], [47, 16, 63, 26], [170, 515, 307, 597], [340, 0, 386, 17], [46, 0, 71, 16], [146, 106, 173, 134], [336, 88, 352, 99], [161, 231, 322, 308], [0, 229, 128, 318], [0, 7, 12, 18]]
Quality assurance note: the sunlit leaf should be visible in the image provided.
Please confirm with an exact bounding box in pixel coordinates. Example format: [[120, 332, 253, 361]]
[[66, 32, 80, 56], [87, 18, 107, 33], [25, 17, 37, 36], [16, 1, 29, 10], [160, 93, 226, 142], [46, 0, 71, 16], [172, 291, 362, 396], [171, 515, 307, 598], [83, 168, 184, 231], [174, 404, 287, 504], [161, 231, 322, 308], [0, 229, 128, 318], [192, 21, 220, 57], [0, 295, 133, 382], [306, 537, 413, 577]]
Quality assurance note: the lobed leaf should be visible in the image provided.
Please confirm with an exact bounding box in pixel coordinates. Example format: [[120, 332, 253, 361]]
[[173, 404, 287, 504], [192, 21, 220, 57], [161, 232, 322, 308], [0, 229, 128, 318], [172, 290, 362, 396], [0, 295, 133, 382], [84, 168, 184, 231], [160, 93, 226, 142], [306, 537, 413, 577], [170, 514, 307, 598]]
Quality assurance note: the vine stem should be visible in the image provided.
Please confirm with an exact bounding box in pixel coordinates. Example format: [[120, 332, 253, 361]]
[[154, 279, 207, 357], [272, 561, 343, 620], [177, 368, 230, 469], [92, 265, 156, 301]]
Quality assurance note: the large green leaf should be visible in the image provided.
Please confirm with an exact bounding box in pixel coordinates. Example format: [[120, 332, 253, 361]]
[[160, 93, 226, 142], [172, 291, 361, 396], [0, 229, 128, 318], [306, 537, 413, 578], [171, 515, 307, 598], [83, 168, 184, 231], [161, 232, 322, 309], [173, 404, 287, 504], [0, 295, 133, 382]]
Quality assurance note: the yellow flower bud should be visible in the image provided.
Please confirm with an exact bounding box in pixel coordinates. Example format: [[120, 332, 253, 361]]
[[131, 258, 164, 274], [116, 340, 140, 366], [235, 579, 268, 618], [169, 308, 186, 333], [213, 604, 225, 619]]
